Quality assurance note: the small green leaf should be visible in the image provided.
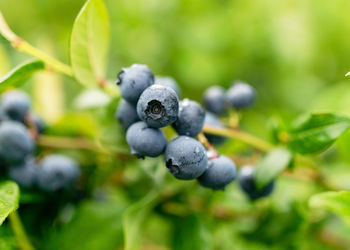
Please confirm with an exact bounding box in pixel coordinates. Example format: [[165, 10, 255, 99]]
[[74, 88, 111, 109], [0, 60, 44, 92], [70, 0, 110, 87], [309, 191, 350, 224], [288, 113, 350, 154], [122, 189, 160, 250], [255, 148, 292, 189], [0, 181, 20, 225]]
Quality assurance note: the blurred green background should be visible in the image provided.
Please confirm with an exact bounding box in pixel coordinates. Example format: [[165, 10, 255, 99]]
[[1, 0, 350, 249]]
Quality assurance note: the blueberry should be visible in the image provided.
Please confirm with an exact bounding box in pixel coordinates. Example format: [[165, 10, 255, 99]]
[[116, 64, 154, 104], [198, 155, 236, 190], [8, 158, 38, 189], [37, 154, 80, 192], [126, 121, 167, 158], [115, 99, 140, 130], [0, 121, 34, 165], [1, 90, 31, 123], [203, 112, 227, 145], [155, 76, 181, 97], [202, 86, 227, 114], [172, 99, 205, 137], [226, 82, 255, 109], [137, 85, 179, 128], [238, 165, 274, 200], [165, 136, 208, 180]]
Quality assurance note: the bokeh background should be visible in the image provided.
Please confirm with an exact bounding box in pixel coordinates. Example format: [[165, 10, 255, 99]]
[[1, 0, 350, 249]]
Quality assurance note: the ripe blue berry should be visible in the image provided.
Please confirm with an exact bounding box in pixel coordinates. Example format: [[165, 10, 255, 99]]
[[202, 86, 227, 115], [116, 64, 154, 104], [165, 136, 208, 180], [172, 99, 205, 137], [137, 85, 179, 128], [0, 121, 34, 165], [1, 90, 31, 123], [198, 155, 236, 190], [8, 158, 38, 189], [238, 165, 274, 200], [226, 82, 255, 109], [203, 112, 227, 145], [37, 154, 80, 192], [126, 121, 167, 158], [155, 76, 181, 97], [115, 99, 140, 130]]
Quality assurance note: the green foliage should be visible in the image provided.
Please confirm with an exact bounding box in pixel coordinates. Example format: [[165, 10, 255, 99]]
[[70, 0, 110, 87], [255, 148, 292, 189], [123, 189, 160, 250], [171, 215, 212, 250], [310, 191, 350, 225], [1, 0, 350, 249], [46, 189, 128, 250], [288, 113, 350, 154], [0, 60, 44, 92], [0, 181, 19, 225]]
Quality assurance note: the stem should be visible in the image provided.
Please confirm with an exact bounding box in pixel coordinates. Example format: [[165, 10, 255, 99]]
[[9, 211, 35, 250], [36, 135, 112, 155], [103, 80, 120, 98], [17, 43, 73, 76], [198, 132, 218, 158], [202, 125, 273, 152], [228, 109, 240, 129], [0, 11, 73, 76]]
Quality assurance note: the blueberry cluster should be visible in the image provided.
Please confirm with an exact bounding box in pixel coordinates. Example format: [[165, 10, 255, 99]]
[[115, 64, 233, 191], [201, 81, 255, 146], [202, 81, 256, 115], [201, 82, 275, 199], [0, 90, 80, 191], [116, 64, 274, 197]]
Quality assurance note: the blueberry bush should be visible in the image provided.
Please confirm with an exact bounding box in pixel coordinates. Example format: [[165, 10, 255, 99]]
[[1, 0, 350, 249]]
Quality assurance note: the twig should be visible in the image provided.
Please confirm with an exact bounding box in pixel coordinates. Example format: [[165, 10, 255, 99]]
[[0, 11, 73, 77], [36, 135, 116, 155], [198, 132, 218, 158], [9, 211, 35, 250], [228, 109, 240, 129], [202, 125, 273, 152], [0, 10, 120, 97]]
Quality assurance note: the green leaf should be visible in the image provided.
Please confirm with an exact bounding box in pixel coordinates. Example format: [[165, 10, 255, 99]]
[[255, 148, 292, 189], [74, 88, 111, 109], [0, 181, 20, 225], [47, 189, 128, 250], [171, 215, 212, 250], [287, 113, 350, 154], [0, 60, 44, 92], [122, 189, 160, 250], [70, 0, 110, 87], [309, 191, 350, 225]]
